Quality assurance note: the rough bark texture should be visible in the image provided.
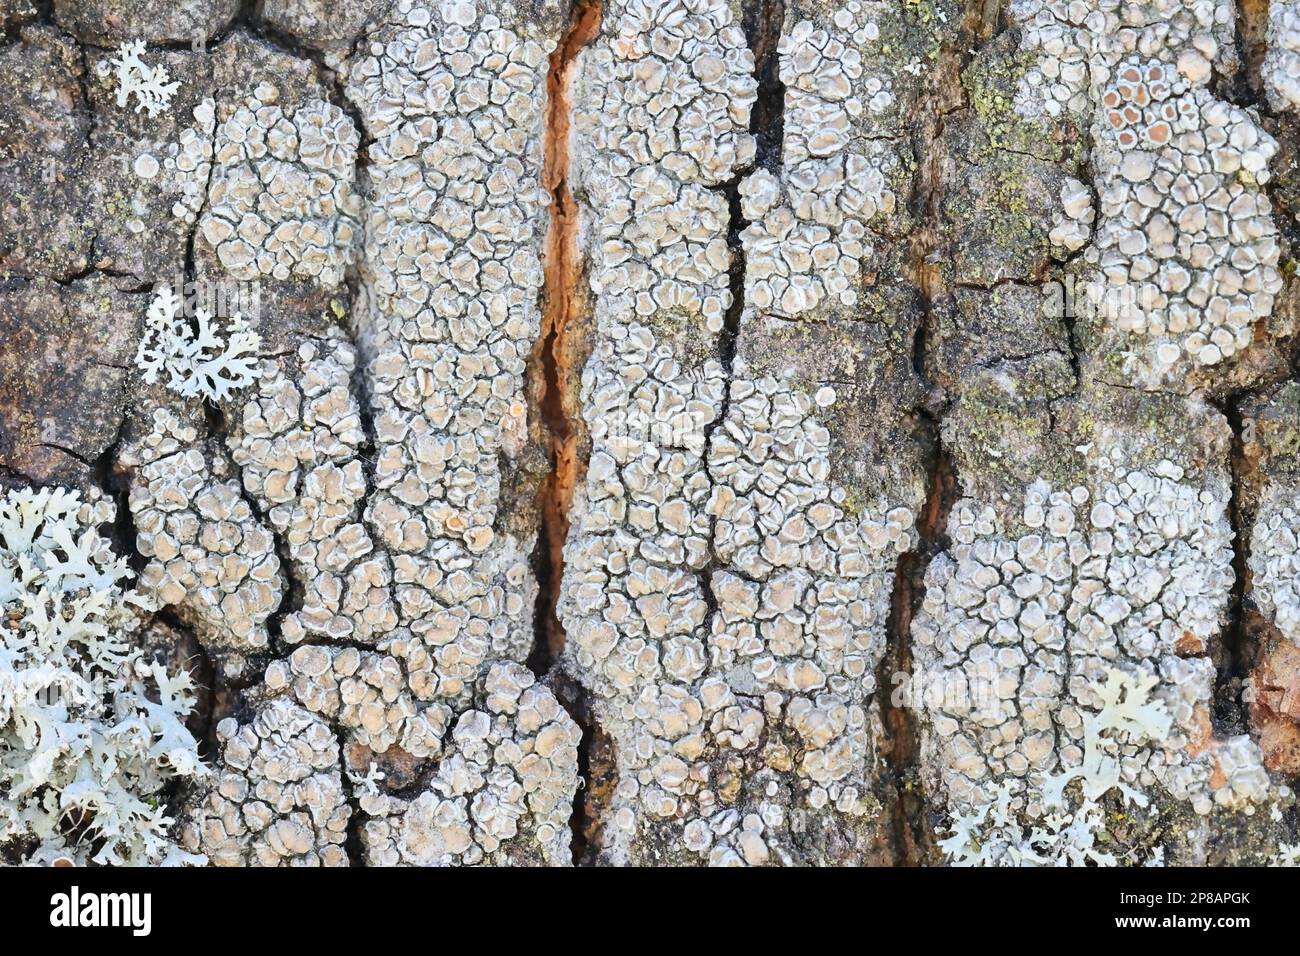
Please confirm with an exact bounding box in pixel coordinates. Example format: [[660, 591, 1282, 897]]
[[3, 0, 1300, 867]]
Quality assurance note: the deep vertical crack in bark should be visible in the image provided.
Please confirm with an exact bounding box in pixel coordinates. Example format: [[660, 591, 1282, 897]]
[[335, 725, 367, 867], [1206, 0, 1300, 752], [881, 438, 955, 865], [1234, 0, 1270, 101], [1215, 394, 1257, 735], [527, 0, 602, 863], [528, 0, 600, 676], [877, 0, 983, 866], [742, 0, 785, 170], [696, 0, 784, 615]]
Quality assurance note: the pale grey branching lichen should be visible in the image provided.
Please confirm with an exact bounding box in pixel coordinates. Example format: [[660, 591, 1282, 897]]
[[1274, 843, 1300, 866], [939, 668, 1172, 866], [135, 285, 263, 402], [0, 486, 205, 866], [103, 40, 180, 118]]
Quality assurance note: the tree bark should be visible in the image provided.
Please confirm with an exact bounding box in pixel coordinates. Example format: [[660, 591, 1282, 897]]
[[2, 0, 1299, 867]]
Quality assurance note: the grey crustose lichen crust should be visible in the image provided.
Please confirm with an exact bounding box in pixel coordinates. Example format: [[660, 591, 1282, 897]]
[[3, 0, 1300, 867]]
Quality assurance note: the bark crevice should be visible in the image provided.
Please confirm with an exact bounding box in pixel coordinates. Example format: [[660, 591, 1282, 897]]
[[1213, 392, 1261, 736], [525, 0, 603, 863], [876, 0, 986, 867]]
